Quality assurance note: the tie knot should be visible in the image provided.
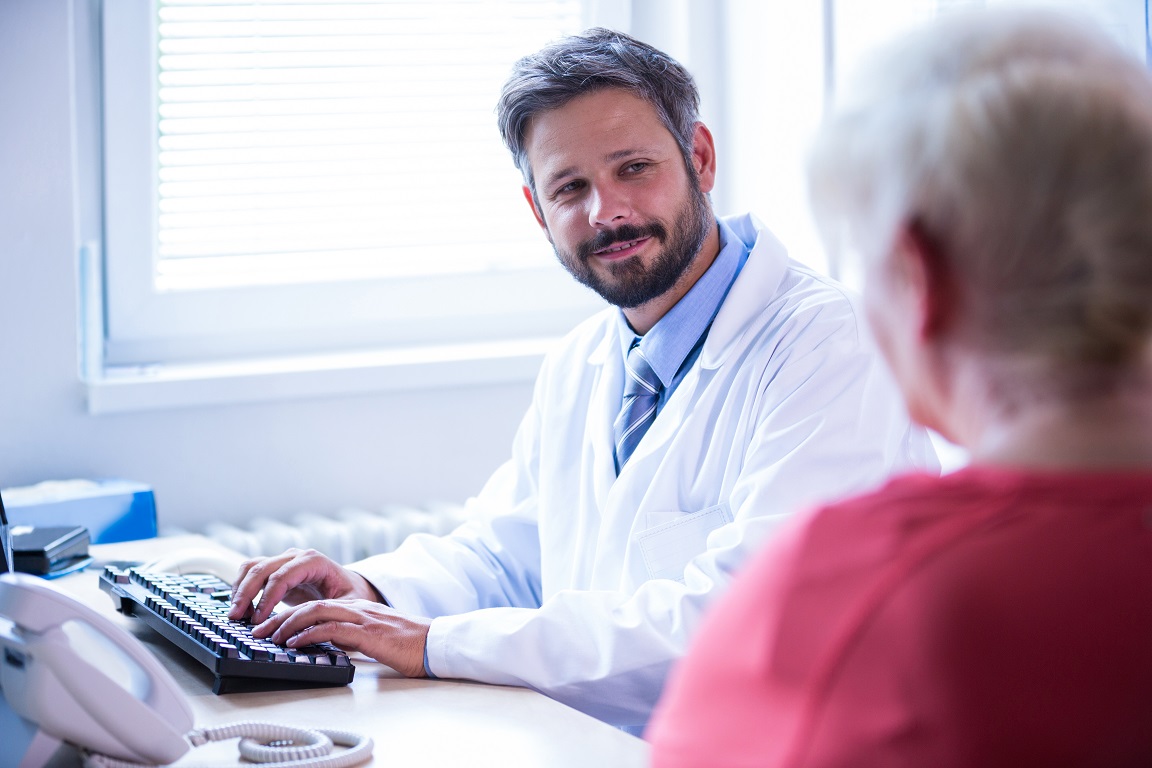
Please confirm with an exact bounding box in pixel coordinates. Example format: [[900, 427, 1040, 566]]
[[623, 345, 661, 398]]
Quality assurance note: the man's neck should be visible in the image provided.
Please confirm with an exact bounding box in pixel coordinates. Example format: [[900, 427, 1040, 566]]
[[623, 221, 722, 335]]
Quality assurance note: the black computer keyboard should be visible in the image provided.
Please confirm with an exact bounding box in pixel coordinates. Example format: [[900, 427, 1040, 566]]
[[99, 565, 355, 694]]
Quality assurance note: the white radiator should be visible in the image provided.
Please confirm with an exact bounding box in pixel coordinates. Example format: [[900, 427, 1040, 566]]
[[171, 501, 469, 565]]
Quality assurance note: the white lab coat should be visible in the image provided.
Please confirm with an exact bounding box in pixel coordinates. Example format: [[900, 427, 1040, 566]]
[[352, 213, 938, 731]]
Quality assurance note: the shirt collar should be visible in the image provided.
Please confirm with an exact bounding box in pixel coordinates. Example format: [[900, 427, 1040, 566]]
[[615, 217, 746, 386]]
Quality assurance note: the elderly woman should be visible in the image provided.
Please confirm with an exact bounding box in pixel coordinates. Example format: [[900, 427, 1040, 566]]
[[646, 7, 1152, 767]]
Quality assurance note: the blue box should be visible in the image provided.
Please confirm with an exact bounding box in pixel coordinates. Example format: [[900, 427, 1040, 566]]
[[2, 479, 157, 543]]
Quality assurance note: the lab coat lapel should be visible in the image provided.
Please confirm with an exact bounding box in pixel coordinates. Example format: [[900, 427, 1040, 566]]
[[586, 331, 623, 509], [700, 215, 788, 370]]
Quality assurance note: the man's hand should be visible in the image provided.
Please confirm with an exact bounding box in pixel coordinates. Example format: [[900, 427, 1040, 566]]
[[228, 547, 382, 624], [252, 598, 432, 678]]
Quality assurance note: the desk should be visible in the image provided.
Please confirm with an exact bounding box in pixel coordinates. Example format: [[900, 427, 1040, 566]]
[[54, 536, 650, 767]]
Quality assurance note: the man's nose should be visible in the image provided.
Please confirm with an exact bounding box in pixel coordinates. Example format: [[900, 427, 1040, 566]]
[[588, 183, 633, 229]]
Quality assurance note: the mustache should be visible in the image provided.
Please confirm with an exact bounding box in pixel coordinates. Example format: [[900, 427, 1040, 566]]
[[575, 222, 667, 261]]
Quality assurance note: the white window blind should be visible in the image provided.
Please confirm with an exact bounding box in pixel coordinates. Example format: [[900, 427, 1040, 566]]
[[154, 0, 583, 291], [101, 0, 606, 368]]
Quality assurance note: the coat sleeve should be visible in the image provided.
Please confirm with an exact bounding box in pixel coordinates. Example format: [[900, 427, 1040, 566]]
[[410, 308, 938, 730], [347, 349, 551, 618]]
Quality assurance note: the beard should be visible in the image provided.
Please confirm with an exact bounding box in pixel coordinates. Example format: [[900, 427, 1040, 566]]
[[551, 179, 713, 309]]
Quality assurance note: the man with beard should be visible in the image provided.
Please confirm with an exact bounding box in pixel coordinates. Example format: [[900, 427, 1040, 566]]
[[229, 28, 938, 734]]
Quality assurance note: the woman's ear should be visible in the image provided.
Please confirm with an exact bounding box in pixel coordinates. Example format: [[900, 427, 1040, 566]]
[[896, 218, 957, 341]]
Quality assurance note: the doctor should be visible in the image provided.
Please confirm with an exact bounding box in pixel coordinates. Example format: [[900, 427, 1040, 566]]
[[229, 28, 938, 732]]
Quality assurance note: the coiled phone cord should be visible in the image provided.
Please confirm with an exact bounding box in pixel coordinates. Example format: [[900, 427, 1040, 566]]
[[83, 720, 373, 768]]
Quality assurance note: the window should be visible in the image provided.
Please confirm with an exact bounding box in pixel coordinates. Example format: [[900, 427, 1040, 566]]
[[96, 0, 606, 401], [92, 1, 1141, 413], [822, 0, 1148, 289]]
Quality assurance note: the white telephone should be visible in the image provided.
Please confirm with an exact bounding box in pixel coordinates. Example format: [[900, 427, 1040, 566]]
[[0, 572, 372, 768]]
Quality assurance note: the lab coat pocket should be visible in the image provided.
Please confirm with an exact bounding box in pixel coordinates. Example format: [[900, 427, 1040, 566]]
[[635, 503, 733, 582]]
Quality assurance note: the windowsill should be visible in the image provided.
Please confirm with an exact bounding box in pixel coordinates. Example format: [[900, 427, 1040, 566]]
[[85, 337, 555, 414]]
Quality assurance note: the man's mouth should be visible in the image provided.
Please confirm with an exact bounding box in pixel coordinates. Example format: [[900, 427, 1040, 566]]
[[594, 237, 649, 257]]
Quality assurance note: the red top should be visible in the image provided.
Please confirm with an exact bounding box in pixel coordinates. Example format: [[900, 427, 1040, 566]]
[[646, 467, 1152, 767]]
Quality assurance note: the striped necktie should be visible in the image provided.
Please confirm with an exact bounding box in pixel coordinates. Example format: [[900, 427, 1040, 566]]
[[613, 343, 663, 472]]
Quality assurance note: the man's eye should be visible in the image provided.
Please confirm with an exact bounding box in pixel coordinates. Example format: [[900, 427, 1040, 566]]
[[556, 180, 584, 195], [624, 162, 648, 174]]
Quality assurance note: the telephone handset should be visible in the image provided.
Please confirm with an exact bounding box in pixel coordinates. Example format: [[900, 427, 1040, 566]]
[[0, 572, 372, 768]]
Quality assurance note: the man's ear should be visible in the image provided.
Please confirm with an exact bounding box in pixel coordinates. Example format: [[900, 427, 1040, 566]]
[[522, 185, 549, 234], [690, 123, 718, 195], [896, 218, 956, 340]]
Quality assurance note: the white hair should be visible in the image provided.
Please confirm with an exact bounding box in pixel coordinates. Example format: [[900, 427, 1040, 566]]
[[808, 7, 1152, 373]]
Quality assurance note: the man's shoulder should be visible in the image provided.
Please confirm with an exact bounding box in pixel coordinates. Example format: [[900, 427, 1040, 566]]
[[562, 305, 616, 345], [775, 259, 862, 317], [716, 214, 867, 349], [724, 257, 868, 359], [537, 305, 617, 369]]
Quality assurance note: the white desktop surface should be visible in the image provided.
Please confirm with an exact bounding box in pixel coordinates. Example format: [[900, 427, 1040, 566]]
[[56, 535, 650, 767]]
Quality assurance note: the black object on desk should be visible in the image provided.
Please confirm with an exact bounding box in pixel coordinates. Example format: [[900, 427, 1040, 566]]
[[0, 489, 12, 575], [11, 524, 90, 576]]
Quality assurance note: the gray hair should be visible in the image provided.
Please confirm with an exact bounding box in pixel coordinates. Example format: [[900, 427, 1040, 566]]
[[496, 27, 701, 193], [808, 8, 1152, 375]]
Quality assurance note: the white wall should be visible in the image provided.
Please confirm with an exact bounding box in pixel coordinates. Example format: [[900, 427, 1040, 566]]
[[0, 0, 533, 531]]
